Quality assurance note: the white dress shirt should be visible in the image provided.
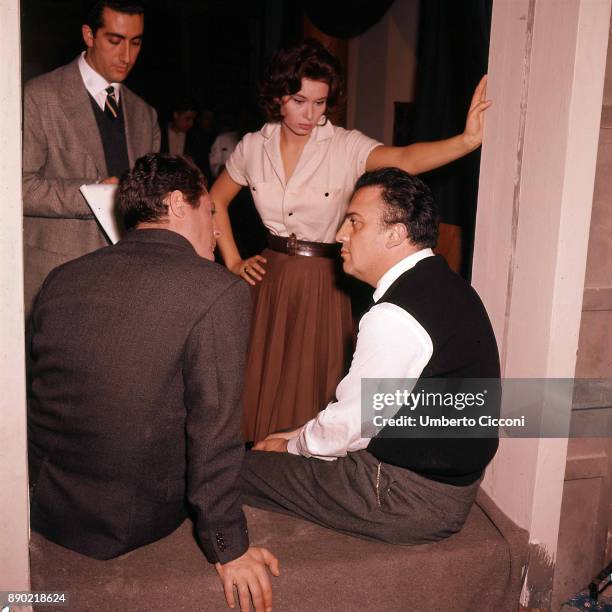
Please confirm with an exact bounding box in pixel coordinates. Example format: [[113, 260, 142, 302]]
[[287, 249, 435, 459], [78, 52, 121, 111]]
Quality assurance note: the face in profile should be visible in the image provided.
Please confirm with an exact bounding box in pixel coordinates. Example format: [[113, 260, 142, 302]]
[[186, 192, 220, 261], [336, 186, 391, 286], [82, 7, 144, 83], [279, 78, 329, 136]]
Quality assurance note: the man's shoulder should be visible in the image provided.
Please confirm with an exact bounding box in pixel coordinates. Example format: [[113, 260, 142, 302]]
[[396, 256, 461, 288], [133, 244, 251, 316], [181, 258, 250, 311], [383, 256, 482, 311], [44, 240, 248, 307], [114, 237, 246, 295], [25, 59, 79, 96], [173, 252, 247, 295]]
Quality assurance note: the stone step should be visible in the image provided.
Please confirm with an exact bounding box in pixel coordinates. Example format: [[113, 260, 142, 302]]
[[30, 489, 527, 612]]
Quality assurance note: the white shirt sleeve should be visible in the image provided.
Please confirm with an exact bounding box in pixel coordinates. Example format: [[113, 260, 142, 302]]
[[287, 302, 433, 460], [341, 128, 383, 181], [224, 136, 249, 186]]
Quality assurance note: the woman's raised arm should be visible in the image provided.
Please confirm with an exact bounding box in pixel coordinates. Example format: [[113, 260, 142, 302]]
[[366, 75, 490, 175]]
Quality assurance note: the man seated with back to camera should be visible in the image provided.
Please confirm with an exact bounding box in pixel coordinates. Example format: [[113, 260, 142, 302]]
[[27, 154, 278, 612], [240, 167, 500, 544]]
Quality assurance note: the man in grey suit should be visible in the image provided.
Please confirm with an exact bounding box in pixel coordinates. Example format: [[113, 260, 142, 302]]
[[22, 0, 160, 317], [28, 154, 279, 612]]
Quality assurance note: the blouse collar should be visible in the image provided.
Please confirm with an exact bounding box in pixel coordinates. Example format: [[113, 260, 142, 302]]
[[260, 119, 334, 142]]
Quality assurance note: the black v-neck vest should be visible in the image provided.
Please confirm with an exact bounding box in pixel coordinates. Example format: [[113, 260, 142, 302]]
[[88, 94, 130, 178], [366, 255, 500, 486]]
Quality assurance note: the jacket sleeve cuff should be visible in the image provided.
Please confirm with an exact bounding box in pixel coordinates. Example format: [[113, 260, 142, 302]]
[[198, 518, 250, 564]]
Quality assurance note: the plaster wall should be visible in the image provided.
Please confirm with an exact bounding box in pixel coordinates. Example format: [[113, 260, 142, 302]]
[[346, 0, 419, 144], [0, 0, 31, 592], [552, 17, 612, 607], [576, 110, 612, 379]]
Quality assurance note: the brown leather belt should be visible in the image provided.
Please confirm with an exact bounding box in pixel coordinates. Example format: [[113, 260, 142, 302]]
[[267, 232, 340, 258]]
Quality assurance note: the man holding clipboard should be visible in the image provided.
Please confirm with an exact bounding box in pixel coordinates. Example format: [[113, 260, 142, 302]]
[[22, 0, 159, 316]]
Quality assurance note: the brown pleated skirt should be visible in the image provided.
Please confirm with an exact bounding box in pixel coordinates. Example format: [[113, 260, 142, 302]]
[[242, 248, 353, 442]]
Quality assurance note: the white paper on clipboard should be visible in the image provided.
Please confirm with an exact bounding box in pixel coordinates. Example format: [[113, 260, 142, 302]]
[[80, 183, 122, 244]]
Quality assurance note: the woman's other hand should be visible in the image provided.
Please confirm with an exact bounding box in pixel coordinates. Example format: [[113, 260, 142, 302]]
[[231, 255, 268, 285]]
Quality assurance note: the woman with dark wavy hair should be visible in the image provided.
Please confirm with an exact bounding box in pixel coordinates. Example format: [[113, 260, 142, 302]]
[[210, 39, 490, 443]]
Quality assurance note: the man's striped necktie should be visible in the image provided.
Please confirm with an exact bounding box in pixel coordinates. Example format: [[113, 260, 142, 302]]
[[104, 85, 119, 119]]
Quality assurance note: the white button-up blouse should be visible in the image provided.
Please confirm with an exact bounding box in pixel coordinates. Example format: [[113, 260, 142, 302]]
[[225, 120, 381, 244]]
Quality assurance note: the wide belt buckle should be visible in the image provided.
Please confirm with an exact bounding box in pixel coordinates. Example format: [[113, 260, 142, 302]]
[[287, 233, 298, 256]]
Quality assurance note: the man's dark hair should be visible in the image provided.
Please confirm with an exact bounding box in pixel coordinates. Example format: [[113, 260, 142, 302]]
[[117, 154, 205, 230], [258, 38, 344, 122], [354, 167, 439, 248], [84, 1, 146, 34]]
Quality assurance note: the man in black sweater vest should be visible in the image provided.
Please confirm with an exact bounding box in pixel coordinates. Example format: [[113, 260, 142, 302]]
[[240, 168, 500, 545]]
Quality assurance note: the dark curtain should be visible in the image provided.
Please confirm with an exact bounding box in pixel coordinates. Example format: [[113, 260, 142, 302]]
[[410, 0, 493, 279], [302, 0, 394, 38]]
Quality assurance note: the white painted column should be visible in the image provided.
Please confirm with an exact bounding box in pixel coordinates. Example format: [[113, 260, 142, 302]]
[[0, 0, 30, 592], [473, 0, 611, 607]]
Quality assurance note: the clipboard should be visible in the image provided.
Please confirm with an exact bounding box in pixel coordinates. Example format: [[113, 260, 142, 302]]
[[80, 183, 122, 244]]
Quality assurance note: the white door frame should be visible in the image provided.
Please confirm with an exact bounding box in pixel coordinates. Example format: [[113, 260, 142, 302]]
[[474, 0, 611, 606], [0, 0, 30, 593]]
